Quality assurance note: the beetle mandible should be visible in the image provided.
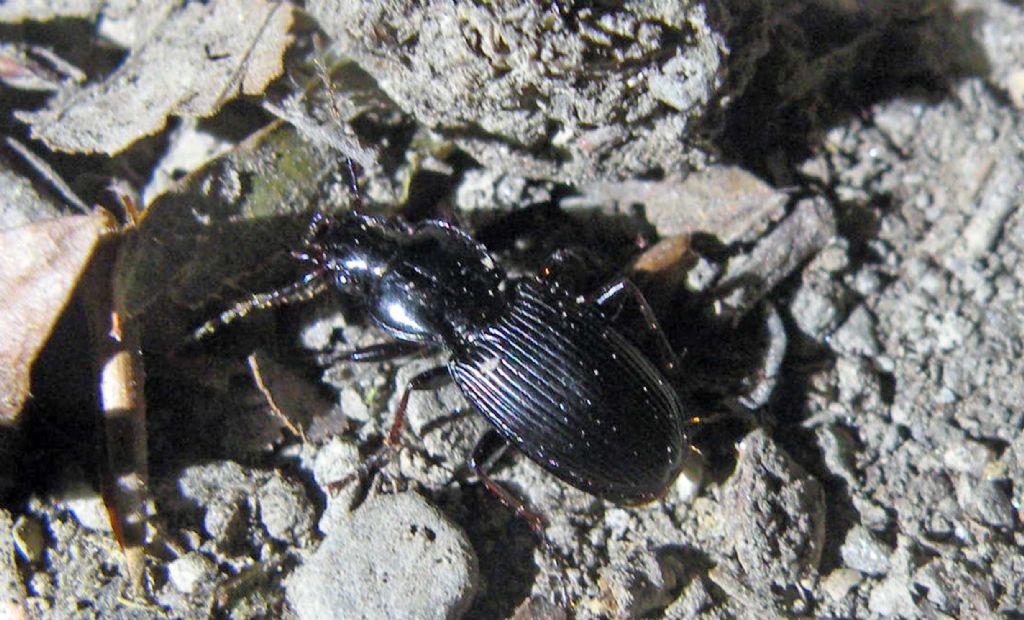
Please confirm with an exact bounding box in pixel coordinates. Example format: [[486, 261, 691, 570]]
[[197, 209, 692, 531]]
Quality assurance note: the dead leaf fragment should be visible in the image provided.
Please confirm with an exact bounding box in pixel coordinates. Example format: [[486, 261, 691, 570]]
[[0, 214, 113, 422], [574, 166, 789, 245], [16, 0, 294, 154]]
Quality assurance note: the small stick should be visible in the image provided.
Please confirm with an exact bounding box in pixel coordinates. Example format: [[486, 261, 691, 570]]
[[5, 137, 90, 214]]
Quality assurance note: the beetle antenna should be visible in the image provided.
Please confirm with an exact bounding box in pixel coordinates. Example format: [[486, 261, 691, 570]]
[[311, 45, 367, 214], [192, 274, 329, 340]]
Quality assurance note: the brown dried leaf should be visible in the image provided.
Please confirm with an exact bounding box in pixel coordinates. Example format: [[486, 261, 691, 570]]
[[0, 214, 113, 423], [576, 166, 789, 245], [16, 0, 294, 154], [632, 234, 695, 275]]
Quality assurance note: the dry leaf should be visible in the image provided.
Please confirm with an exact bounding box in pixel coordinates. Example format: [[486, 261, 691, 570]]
[[0, 214, 112, 422], [0, 165, 63, 229], [16, 0, 294, 154], [575, 166, 789, 245], [632, 235, 695, 275]]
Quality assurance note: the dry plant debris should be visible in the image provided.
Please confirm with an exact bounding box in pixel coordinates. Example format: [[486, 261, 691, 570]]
[[11, 0, 293, 154], [0, 214, 113, 422]]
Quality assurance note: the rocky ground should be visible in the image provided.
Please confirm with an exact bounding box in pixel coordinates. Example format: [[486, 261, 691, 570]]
[[1, 1, 1022, 619]]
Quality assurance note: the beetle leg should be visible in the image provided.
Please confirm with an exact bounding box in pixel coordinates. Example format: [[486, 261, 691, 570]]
[[537, 247, 598, 296], [318, 340, 427, 365], [590, 277, 681, 375], [327, 365, 451, 494], [385, 365, 451, 445], [469, 432, 572, 604], [469, 431, 547, 541]]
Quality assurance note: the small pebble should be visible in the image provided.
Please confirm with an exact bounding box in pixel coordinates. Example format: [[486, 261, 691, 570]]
[[821, 568, 861, 601], [286, 492, 478, 620], [167, 553, 216, 595], [829, 306, 880, 357], [841, 526, 892, 577], [257, 473, 316, 546]]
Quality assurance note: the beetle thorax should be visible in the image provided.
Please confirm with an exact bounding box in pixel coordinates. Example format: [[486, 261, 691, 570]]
[[368, 223, 507, 345]]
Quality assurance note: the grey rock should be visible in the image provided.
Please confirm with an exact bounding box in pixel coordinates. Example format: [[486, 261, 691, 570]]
[[287, 492, 478, 620], [840, 526, 892, 577], [848, 267, 882, 297], [933, 311, 977, 353], [11, 515, 45, 564], [298, 307, 348, 352], [814, 424, 860, 487], [338, 385, 372, 423], [850, 497, 891, 533], [598, 548, 679, 618], [820, 568, 861, 602], [813, 238, 852, 274], [943, 438, 994, 476], [686, 256, 721, 293], [202, 495, 248, 548], [56, 481, 112, 534], [916, 555, 999, 617], [868, 575, 918, 618], [305, 437, 360, 492], [177, 460, 253, 503], [663, 574, 714, 619], [951, 153, 1023, 260], [0, 509, 27, 617], [717, 430, 825, 599], [834, 356, 883, 414], [257, 473, 316, 546], [455, 169, 551, 212], [791, 275, 846, 340], [957, 478, 1015, 529], [178, 461, 253, 547], [829, 306, 880, 357], [311, 0, 731, 183], [166, 552, 217, 595]]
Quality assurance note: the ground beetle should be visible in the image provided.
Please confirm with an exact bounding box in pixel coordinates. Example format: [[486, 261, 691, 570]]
[[197, 210, 692, 532]]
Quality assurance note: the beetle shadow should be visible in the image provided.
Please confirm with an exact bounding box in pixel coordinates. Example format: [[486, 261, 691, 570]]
[[472, 200, 656, 289], [427, 483, 542, 620]]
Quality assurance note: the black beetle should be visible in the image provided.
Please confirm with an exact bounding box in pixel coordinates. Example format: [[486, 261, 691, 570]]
[[198, 210, 691, 528]]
